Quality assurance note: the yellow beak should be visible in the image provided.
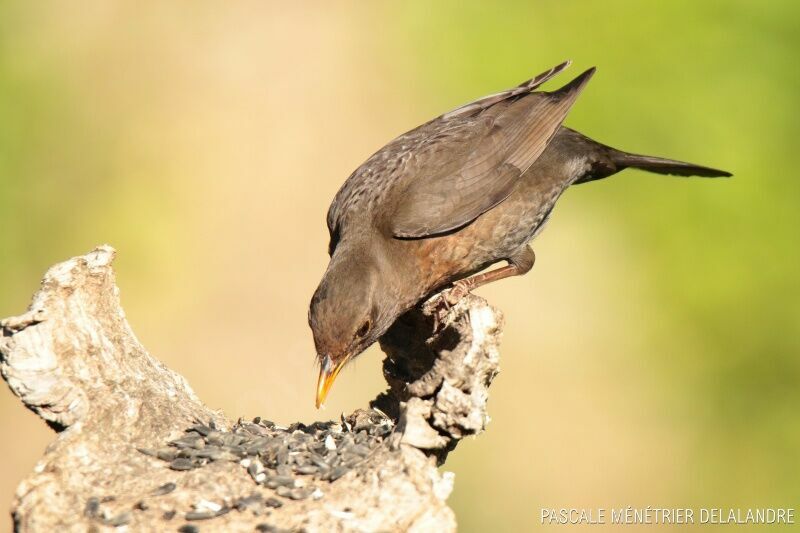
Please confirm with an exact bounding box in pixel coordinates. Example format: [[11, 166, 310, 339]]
[[315, 355, 347, 408]]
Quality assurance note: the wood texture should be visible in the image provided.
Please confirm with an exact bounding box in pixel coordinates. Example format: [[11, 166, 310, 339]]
[[1, 246, 504, 532]]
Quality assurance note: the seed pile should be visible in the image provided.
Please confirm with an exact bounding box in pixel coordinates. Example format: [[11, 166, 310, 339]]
[[139, 410, 395, 503]]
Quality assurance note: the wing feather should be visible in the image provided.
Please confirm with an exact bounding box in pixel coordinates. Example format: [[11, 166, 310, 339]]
[[391, 66, 596, 238]]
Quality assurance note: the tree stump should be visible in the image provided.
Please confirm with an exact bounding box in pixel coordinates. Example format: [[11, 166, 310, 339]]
[[0, 246, 504, 532]]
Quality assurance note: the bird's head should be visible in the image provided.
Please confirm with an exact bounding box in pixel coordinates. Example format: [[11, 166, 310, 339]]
[[308, 252, 399, 408]]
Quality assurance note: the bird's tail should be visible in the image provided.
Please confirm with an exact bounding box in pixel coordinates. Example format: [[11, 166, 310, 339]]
[[557, 127, 731, 185], [611, 151, 732, 178]]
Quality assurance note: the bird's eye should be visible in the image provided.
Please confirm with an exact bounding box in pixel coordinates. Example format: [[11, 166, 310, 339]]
[[356, 319, 371, 338]]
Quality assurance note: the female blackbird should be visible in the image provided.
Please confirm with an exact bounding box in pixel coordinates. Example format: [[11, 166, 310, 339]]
[[309, 61, 730, 407]]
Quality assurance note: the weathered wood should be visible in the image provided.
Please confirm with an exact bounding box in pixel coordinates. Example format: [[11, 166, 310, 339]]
[[0, 246, 503, 532]]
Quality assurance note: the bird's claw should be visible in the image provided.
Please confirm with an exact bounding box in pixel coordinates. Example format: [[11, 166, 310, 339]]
[[448, 279, 472, 302], [424, 280, 472, 331]]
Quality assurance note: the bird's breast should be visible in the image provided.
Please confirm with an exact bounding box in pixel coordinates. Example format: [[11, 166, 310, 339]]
[[405, 178, 566, 292]]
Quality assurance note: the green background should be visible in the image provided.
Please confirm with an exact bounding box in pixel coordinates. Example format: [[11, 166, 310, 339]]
[[0, 1, 797, 531]]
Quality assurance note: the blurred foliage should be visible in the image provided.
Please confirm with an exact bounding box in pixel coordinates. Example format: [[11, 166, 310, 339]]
[[0, 1, 798, 532]]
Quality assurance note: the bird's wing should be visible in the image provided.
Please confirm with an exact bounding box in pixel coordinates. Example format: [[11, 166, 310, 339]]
[[439, 59, 572, 121], [390, 66, 595, 239]]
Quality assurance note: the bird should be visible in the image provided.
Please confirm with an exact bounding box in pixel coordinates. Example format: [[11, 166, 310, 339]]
[[309, 60, 730, 408]]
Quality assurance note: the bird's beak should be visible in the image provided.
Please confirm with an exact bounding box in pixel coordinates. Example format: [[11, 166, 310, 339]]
[[315, 354, 347, 409]]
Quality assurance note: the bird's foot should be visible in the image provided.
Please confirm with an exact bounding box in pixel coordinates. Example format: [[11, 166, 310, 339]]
[[424, 280, 473, 331], [448, 279, 473, 302]]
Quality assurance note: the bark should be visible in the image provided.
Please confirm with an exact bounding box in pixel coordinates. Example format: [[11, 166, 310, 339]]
[[0, 246, 503, 532]]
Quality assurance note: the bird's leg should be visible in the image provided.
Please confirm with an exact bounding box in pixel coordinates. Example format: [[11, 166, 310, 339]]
[[429, 246, 536, 320], [451, 246, 535, 300], [451, 266, 520, 297]]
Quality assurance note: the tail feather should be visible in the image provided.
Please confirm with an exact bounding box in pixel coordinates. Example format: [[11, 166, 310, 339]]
[[614, 152, 732, 178], [562, 127, 733, 185]]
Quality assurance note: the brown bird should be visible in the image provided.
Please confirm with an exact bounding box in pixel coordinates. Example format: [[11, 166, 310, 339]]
[[309, 61, 730, 407]]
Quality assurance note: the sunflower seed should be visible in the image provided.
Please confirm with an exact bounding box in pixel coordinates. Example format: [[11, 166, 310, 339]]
[[171, 436, 205, 449], [169, 458, 195, 471], [84, 497, 100, 518], [247, 461, 263, 479], [296, 465, 317, 475], [206, 432, 224, 446], [265, 475, 295, 489], [185, 511, 215, 521], [288, 487, 314, 500], [153, 482, 177, 496], [329, 465, 349, 481], [350, 444, 371, 457], [194, 500, 222, 513], [104, 512, 131, 527], [194, 448, 224, 460], [235, 493, 263, 511], [156, 448, 179, 461], [190, 424, 214, 436], [274, 486, 292, 498], [264, 497, 283, 508]]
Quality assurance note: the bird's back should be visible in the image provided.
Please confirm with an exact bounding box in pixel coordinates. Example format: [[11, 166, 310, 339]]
[[326, 61, 590, 254]]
